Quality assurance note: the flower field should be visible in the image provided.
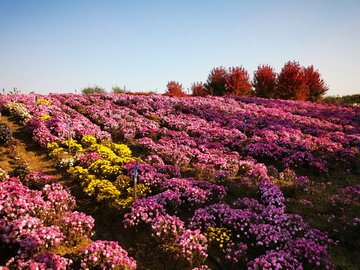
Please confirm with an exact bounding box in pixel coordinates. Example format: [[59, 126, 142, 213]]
[[0, 93, 359, 269]]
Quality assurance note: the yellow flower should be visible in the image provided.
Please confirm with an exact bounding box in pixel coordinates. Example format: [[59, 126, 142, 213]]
[[82, 174, 96, 187], [126, 183, 151, 197], [49, 147, 65, 157], [204, 227, 232, 248], [68, 166, 89, 181], [91, 142, 136, 166], [114, 175, 132, 191], [37, 99, 51, 105], [84, 179, 121, 202], [40, 114, 51, 121], [81, 135, 97, 147], [47, 142, 59, 151], [61, 139, 83, 152], [116, 197, 134, 209], [88, 159, 122, 178]]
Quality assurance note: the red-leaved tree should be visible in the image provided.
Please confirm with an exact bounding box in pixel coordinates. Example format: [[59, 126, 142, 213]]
[[204, 67, 228, 96], [253, 64, 277, 98], [227, 66, 252, 96], [303, 65, 329, 102], [191, 81, 207, 97], [165, 81, 186, 97], [277, 61, 309, 101]]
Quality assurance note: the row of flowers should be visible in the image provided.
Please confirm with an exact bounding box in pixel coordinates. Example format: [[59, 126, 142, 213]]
[[0, 94, 111, 146], [95, 93, 359, 173], [0, 176, 136, 269]]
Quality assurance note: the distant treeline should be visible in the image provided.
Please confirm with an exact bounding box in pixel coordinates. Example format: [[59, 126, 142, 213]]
[[166, 60, 330, 102], [323, 94, 360, 105], [78, 60, 358, 105]]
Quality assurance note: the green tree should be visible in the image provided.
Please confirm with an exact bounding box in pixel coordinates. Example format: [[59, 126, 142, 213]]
[[111, 86, 126, 94], [81, 85, 106, 95]]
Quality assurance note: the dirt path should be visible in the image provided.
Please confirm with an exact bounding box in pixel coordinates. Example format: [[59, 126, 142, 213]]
[[0, 114, 62, 179]]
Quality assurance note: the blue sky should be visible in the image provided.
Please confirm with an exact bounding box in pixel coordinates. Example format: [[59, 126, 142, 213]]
[[1, 0, 359, 96]]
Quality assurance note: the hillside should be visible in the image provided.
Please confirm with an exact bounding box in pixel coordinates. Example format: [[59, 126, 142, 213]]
[[0, 93, 359, 270]]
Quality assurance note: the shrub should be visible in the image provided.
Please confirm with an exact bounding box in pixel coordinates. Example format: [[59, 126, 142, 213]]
[[23, 171, 57, 189], [81, 85, 106, 95], [0, 122, 13, 143], [81, 240, 136, 270], [166, 81, 186, 97], [112, 86, 126, 94], [11, 163, 31, 180], [191, 82, 207, 97], [17, 252, 73, 270], [0, 167, 9, 180]]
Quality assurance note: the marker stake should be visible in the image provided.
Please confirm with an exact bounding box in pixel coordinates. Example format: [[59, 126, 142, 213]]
[[67, 122, 71, 152], [133, 161, 139, 201]]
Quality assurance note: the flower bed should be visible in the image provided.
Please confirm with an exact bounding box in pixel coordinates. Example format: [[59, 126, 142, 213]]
[[1, 92, 360, 269]]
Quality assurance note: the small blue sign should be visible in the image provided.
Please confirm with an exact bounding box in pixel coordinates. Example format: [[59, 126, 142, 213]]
[[244, 119, 246, 128], [67, 122, 70, 132], [169, 101, 172, 108], [134, 161, 139, 180]]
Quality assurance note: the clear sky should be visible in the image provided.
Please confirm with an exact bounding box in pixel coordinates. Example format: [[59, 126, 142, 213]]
[[1, 0, 359, 96]]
